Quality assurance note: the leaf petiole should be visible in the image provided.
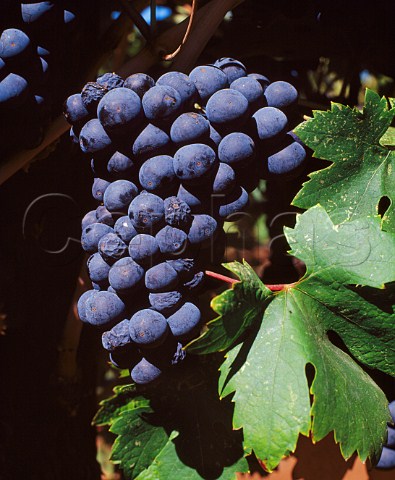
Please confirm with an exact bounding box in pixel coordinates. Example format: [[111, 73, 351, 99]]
[[205, 270, 293, 291]]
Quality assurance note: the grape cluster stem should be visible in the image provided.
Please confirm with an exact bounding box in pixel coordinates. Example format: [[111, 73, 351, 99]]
[[205, 270, 293, 291]]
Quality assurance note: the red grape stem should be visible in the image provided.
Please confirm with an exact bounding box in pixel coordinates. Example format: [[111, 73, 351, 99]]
[[205, 270, 295, 291]]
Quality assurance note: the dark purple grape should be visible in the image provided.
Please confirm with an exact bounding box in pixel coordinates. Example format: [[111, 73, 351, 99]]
[[163, 196, 192, 229], [167, 302, 201, 340], [124, 73, 155, 98], [108, 257, 145, 293], [189, 65, 228, 104], [102, 319, 132, 351], [145, 262, 179, 292], [81, 81, 108, 113], [129, 309, 168, 347], [97, 73, 124, 90], [156, 71, 198, 107], [130, 357, 162, 384]]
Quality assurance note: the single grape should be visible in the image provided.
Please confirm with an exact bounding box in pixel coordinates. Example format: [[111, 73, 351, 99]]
[[132, 123, 171, 161], [230, 76, 264, 111], [96, 205, 115, 226], [77, 290, 95, 323], [145, 262, 179, 292], [0, 28, 31, 60], [124, 73, 155, 98], [251, 107, 288, 142], [81, 81, 108, 113], [84, 291, 126, 327], [82, 210, 98, 230], [187, 214, 218, 246], [128, 191, 165, 232], [264, 80, 298, 110], [129, 309, 168, 346], [217, 186, 249, 219], [167, 302, 201, 340], [114, 216, 138, 244], [205, 89, 249, 132], [98, 233, 128, 262], [107, 151, 136, 177], [103, 179, 138, 213], [87, 252, 111, 284], [108, 257, 145, 293], [173, 143, 218, 184], [163, 196, 193, 229], [139, 155, 176, 193], [170, 112, 210, 145], [63, 93, 90, 126], [130, 357, 162, 384], [211, 162, 236, 194], [213, 57, 247, 83], [156, 225, 188, 256], [0, 73, 29, 108], [97, 87, 143, 133], [128, 234, 160, 267], [218, 132, 255, 169], [189, 65, 228, 104], [142, 85, 182, 125], [102, 319, 132, 351], [79, 118, 112, 155], [91, 178, 110, 203], [156, 71, 198, 107], [267, 140, 306, 175], [149, 290, 183, 315], [97, 72, 124, 90], [81, 223, 114, 252]]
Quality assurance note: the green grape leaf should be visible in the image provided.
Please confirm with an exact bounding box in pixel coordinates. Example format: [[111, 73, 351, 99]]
[[187, 262, 271, 354], [136, 431, 249, 480], [110, 407, 169, 479], [218, 206, 395, 471], [93, 384, 148, 426], [293, 89, 395, 231]]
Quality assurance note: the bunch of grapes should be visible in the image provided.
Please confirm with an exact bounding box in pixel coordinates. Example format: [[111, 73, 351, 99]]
[[66, 57, 307, 385], [0, 1, 114, 156]]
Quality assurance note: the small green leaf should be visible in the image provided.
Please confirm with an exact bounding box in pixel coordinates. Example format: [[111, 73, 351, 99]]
[[135, 432, 248, 480], [93, 384, 148, 426], [187, 261, 271, 354], [218, 206, 395, 471], [110, 406, 169, 479], [293, 89, 395, 231]]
